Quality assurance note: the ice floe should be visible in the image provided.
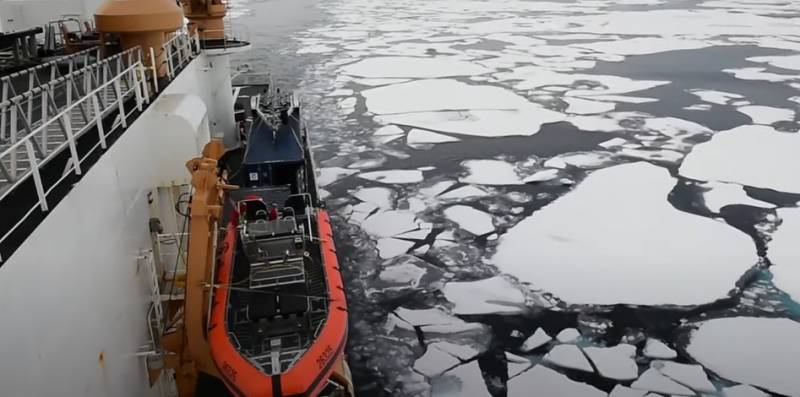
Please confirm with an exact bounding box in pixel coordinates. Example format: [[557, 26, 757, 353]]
[[631, 368, 695, 395], [392, 308, 483, 334], [492, 162, 758, 305], [460, 160, 522, 185], [443, 205, 495, 235], [375, 107, 564, 138], [359, 169, 424, 184], [373, 124, 404, 136], [342, 56, 489, 78], [722, 385, 770, 397], [351, 186, 395, 209], [610, 385, 648, 397], [353, 77, 411, 86], [599, 137, 629, 149], [563, 97, 616, 115], [651, 360, 715, 394], [723, 67, 800, 82], [508, 365, 605, 397], [413, 345, 462, 377], [544, 344, 593, 373], [679, 125, 800, 194], [684, 104, 712, 111], [376, 238, 415, 258], [379, 263, 427, 288], [551, 151, 616, 169], [363, 79, 533, 114], [521, 328, 552, 352], [506, 352, 532, 378], [573, 37, 710, 56], [643, 338, 677, 360], [737, 105, 795, 125], [523, 169, 560, 183], [768, 207, 800, 302], [317, 167, 358, 186], [686, 317, 800, 396], [556, 328, 581, 343], [361, 210, 420, 238], [583, 344, 638, 381], [407, 129, 460, 145], [747, 54, 800, 71], [689, 89, 743, 105], [442, 277, 525, 315], [438, 185, 490, 200], [698, 181, 775, 213], [495, 66, 668, 95], [431, 361, 490, 397]]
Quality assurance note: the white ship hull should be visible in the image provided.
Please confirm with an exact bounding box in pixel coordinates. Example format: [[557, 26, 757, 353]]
[[0, 48, 238, 396]]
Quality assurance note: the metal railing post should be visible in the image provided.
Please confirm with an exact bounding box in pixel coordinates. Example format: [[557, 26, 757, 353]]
[[133, 66, 143, 111], [9, 103, 17, 179], [1, 83, 8, 140], [113, 77, 127, 128], [92, 93, 107, 150], [26, 73, 33, 125], [61, 111, 82, 176], [24, 139, 48, 211], [149, 47, 159, 93]]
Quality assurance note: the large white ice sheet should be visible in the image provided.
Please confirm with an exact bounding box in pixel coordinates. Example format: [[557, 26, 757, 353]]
[[686, 317, 800, 396], [492, 162, 758, 305], [342, 56, 490, 78], [679, 125, 800, 194], [442, 277, 525, 315], [508, 365, 606, 397]]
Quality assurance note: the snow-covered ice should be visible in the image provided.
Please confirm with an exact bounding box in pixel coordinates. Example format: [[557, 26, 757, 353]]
[[556, 328, 581, 343], [407, 129, 460, 145], [373, 125, 404, 136], [375, 107, 565, 138], [679, 125, 800, 194], [651, 361, 715, 393], [520, 328, 552, 352], [442, 277, 525, 315], [768, 207, 800, 302], [443, 205, 495, 235], [722, 385, 770, 397], [363, 79, 535, 115], [351, 187, 395, 209], [544, 344, 594, 373], [552, 151, 616, 169], [573, 37, 710, 56], [431, 361, 491, 397], [747, 54, 800, 71], [392, 307, 483, 334], [438, 185, 490, 200], [413, 345, 461, 377], [563, 97, 616, 114], [699, 181, 775, 213], [376, 238, 415, 258], [583, 344, 638, 381], [599, 137, 629, 149], [631, 368, 695, 395], [686, 317, 800, 396], [506, 352, 532, 378], [492, 162, 758, 305], [460, 160, 522, 185], [508, 365, 606, 397], [318, 167, 358, 186], [379, 263, 427, 288], [688, 89, 743, 105], [643, 338, 677, 359], [523, 169, 560, 183], [342, 56, 489, 78], [737, 105, 795, 125], [610, 385, 648, 397], [723, 67, 800, 82], [359, 169, 424, 184], [361, 210, 419, 238]]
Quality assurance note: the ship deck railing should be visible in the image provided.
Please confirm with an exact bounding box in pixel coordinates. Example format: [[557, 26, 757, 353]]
[[0, 28, 200, 263]]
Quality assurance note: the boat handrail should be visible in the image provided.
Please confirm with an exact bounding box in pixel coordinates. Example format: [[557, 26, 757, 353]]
[[287, 192, 314, 242]]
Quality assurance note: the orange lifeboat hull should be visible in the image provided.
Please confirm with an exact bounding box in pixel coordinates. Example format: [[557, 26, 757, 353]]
[[208, 209, 348, 396]]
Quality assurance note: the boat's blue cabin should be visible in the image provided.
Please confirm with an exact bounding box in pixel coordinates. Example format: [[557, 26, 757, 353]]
[[243, 117, 305, 192]]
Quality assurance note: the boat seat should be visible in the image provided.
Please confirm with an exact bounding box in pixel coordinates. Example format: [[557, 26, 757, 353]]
[[249, 294, 278, 320], [278, 294, 308, 316]]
